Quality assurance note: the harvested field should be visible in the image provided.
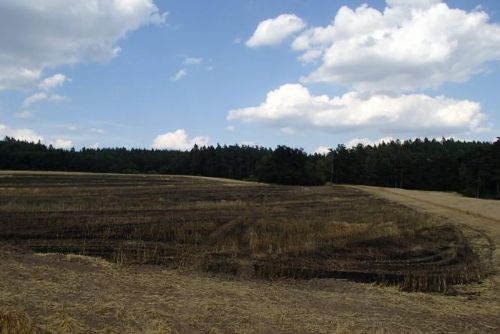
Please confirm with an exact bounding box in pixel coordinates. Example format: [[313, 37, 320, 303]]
[[0, 171, 486, 292], [0, 172, 498, 333]]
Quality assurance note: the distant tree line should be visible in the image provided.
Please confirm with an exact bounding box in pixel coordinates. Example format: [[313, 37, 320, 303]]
[[1, 137, 499, 198], [0, 138, 329, 186], [331, 137, 500, 199]]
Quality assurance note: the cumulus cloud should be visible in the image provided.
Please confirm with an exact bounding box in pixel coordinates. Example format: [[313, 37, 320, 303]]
[[0, 123, 43, 142], [314, 146, 331, 155], [0, 0, 166, 90], [49, 138, 73, 149], [291, 0, 500, 91], [345, 137, 394, 148], [246, 14, 306, 47], [170, 69, 187, 81], [39, 73, 69, 91], [23, 92, 67, 108], [227, 83, 485, 136], [1, 123, 74, 149], [385, 0, 441, 8], [152, 129, 209, 150]]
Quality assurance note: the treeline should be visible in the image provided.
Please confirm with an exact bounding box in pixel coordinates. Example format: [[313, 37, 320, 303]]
[[1, 137, 499, 198], [331, 137, 500, 198], [0, 137, 329, 186]]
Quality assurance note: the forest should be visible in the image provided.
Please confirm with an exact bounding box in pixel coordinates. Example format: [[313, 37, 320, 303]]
[[1, 136, 499, 198]]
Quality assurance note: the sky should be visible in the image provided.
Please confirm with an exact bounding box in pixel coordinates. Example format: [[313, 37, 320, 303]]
[[1, 0, 500, 153]]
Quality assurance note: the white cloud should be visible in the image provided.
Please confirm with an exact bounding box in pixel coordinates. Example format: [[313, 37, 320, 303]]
[[314, 146, 331, 155], [0, 123, 43, 142], [0, 68, 42, 90], [23, 93, 48, 108], [227, 83, 485, 136], [49, 138, 73, 149], [152, 129, 209, 150], [239, 140, 256, 146], [246, 14, 306, 48], [14, 110, 32, 119], [225, 125, 236, 132], [170, 69, 187, 81], [0, 0, 166, 90], [39, 73, 69, 91], [346, 137, 394, 148], [292, 0, 500, 91], [184, 57, 203, 65], [280, 127, 295, 135], [1, 123, 74, 149], [23, 92, 67, 108], [386, 0, 441, 9]]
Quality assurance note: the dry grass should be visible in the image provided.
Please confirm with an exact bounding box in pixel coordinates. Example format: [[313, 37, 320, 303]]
[[0, 248, 498, 333], [0, 309, 46, 334]]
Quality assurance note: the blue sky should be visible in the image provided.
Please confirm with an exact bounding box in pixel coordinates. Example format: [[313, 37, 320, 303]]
[[1, 0, 500, 153]]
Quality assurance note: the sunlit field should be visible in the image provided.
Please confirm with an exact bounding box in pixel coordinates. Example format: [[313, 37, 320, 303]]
[[0, 172, 498, 333]]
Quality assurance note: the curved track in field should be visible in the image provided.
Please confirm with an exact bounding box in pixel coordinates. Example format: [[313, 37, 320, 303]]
[[353, 185, 499, 290]]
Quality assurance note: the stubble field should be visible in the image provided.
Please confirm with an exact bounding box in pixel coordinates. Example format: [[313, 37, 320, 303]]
[[0, 171, 498, 333]]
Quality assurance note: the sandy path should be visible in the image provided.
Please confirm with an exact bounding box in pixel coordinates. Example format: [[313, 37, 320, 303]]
[[353, 186, 500, 253], [353, 186, 500, 227], [354, 186, 500, 295]]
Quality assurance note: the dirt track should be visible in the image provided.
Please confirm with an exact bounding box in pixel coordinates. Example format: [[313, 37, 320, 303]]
[[354, 186, 500, 270]]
